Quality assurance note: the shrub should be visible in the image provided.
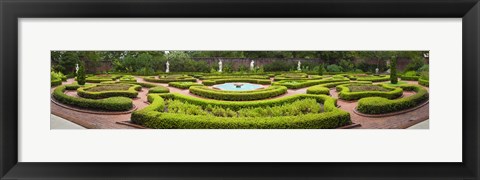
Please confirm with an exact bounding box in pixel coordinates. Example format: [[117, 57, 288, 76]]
[[189, 85, 288, 101], [390, 56, 398, 84], [201, 78, 271, 86], [52, 85, 133, 111], [336, 84, 403, 101], [419, 78, 429, 87], [77, 84, 141, 99], [272, 78, 349, 89], [356, 75, 390, 82], [357, 85, 429, 114], [400, 75, 419, 81], [306, 81, 371, 95], [326, 64, 343, 72], [404, 71, 417, 77], [119, 75, 137, 82], [169, 82, 204, 89], [131, 94, 351, 129], [51, 78, 62, 87], [148, 86, 170, 93], [143, 76, 197, 83], [77, 62, 86, 85]]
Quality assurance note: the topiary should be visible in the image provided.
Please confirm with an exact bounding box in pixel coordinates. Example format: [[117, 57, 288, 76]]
[[390, 56, 398, 84], [77, 62, 86, 85]]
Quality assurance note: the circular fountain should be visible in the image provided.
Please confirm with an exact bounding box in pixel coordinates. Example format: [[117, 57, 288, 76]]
[[213, 83, 263, 91]]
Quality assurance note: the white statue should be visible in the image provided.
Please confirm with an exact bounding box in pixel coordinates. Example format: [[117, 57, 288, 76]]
[[297, 61, 301, 71], [250, 60, 255, 71], [75, 63, 79, 73], [166, 61, 170, 73], [218, 60, 222, 73], [375, 67, 379, 74]]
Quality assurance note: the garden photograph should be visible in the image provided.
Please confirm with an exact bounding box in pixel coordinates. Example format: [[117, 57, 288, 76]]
[[50, 51, 430, 129]]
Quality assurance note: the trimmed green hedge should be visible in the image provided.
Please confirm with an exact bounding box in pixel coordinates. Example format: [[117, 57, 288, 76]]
[[143, 76, 197, 83], [356, 75, 390, 82], [336, 84, 403, 101], [77, 84, 141, 99], [202, 79, 271, 86], [272, 78, 349, 89], [199, 75, 269, 80], [419, 78, 429, 87], [148, 86, 170, 94], [306, 81, 372, 95], [51, 78, 62, 87], [85, 75, 122, 83], [189, 85, 287, 101], [52, 85, 133, 111], [357, 85, 429, 114], [400, 75, 420, 81], [169, 82, 204, 89], [119, 75, 137, 82], [131, 93, 351, 129]]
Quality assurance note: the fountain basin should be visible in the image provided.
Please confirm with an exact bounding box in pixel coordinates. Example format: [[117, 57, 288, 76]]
[[212, 83, 263, 91]]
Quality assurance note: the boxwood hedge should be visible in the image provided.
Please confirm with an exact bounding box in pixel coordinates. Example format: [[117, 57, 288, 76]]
[[131, 93, 351, 129], [272, 78, 349, 89], [51, 78, 62, 87], [189, 85, 288, 101], [356, 85, 429, 114], [143, 76, 197, 83], [306, 81, 372, 95], [52, 85, 133, 111], [419, 78, 429, 87], [77, 84, 141, 99], [169, 82, 204, 89], [336, 84, 403, 101], [355, 75, 390, 82], [400, 75, 420, 81], [119, 75, 137, 82], [148, 86, 170, 94], [202, 79, 271, 86]]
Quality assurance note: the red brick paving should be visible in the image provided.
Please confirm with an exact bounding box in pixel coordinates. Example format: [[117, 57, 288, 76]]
[[51, 77, 429, 129]]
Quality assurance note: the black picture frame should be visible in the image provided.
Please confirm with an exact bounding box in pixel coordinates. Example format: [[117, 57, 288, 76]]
[[1, 0, 479, 179]]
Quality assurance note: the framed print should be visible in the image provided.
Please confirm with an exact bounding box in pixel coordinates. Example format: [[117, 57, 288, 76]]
[[1, 0, 479, 179]]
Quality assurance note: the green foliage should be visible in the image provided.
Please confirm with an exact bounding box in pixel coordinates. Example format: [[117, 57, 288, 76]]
[[405, 56, 425, 72], [52, 85, 133, 111], [168, 82, 204, 89], [357, 85, 429, 114], [148, 86, 170, 94], [356, 75, 390, 82], [338, 59, 355, 72], [77, 84, 141, 99], [272, 77, 349, 89], [317, 64, 325, 75], [77, 62, 86, 85], [263, 61, 297, 72], [189, 85, 288, 101], [419, 78, 429, 87], [119, 75, 137, 82], [306, 81, 372, 95], [131, 94, 351, 129], [326, 64, 343, 72], [143, 75, 197, 83], [404, 71, 417, 77], [336, 84, 403, 101], [201, 78, 271, 86], [390, 56, 398, 84]]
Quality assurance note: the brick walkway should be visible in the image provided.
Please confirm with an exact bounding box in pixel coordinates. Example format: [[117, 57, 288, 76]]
[[51, 77, 429, 129]]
